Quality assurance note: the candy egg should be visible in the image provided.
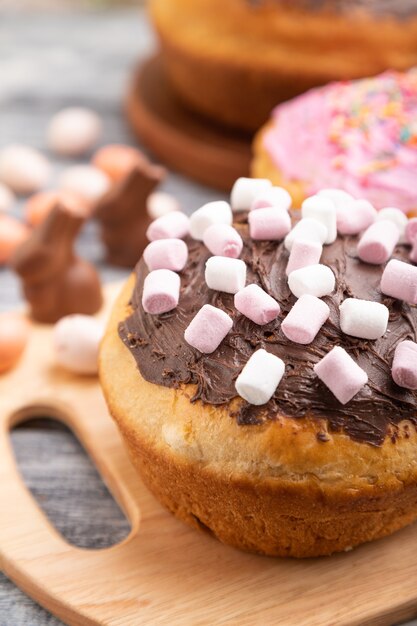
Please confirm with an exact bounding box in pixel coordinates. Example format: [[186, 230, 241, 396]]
[[59, 165, 110, 202], [0, 313, 31, 374], [92, 144, 146, 182], [53, 314, 104, 375], [0, 215, 30, 264], [47, 107, 102, 156], [25, 190, 91, 227], [0, 182, 15, 212], [147, 191, 180, 220], [0, 144, 51, 195]]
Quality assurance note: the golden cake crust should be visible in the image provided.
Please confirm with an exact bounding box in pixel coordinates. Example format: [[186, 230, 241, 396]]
[[149, 0, 417, 131], [100, 276, 417, 557]]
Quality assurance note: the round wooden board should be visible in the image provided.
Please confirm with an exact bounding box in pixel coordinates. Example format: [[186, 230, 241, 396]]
[[125, 55, 252, 191]]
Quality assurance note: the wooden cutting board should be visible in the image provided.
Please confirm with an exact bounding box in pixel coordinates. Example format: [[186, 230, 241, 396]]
[[1, 282, 417, 626]]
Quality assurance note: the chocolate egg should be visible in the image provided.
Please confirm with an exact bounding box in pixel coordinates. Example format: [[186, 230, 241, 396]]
[[59, 165, 110, 202], [0, 312, 31, 374], [0, 144, 51, 195], [92, 144, 145, 182], [25, 190, 91, 227], [0, 215, 30, 264], [48, 107, 102, 157], [53, 315, 104, 375]]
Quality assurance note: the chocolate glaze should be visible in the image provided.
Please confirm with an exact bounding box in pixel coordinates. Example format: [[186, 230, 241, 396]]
[[119, 213, 417, 447]]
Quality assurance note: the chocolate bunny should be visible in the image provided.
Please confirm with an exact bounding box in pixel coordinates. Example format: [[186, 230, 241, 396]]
[[11, 202, 103, 323]]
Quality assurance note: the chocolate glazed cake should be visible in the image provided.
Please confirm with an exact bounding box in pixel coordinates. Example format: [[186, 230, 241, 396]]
[[149, 0, 417, 132], [100, 213, 417, 558]]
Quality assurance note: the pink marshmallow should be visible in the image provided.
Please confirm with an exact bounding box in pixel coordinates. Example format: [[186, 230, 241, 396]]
[[251, 186, 292, 212], [314, 346, 368, 405], [281, 295, 329, 345], [248, 207, 291, 241], [234, 284, 280, 326], [203, 223, 243, 258], [380, 259, 417, 304], [146, 211, 189, 241], [410, 241, 417, 264], [357, 219, 400, 265], [142, 269, 180, 314], [405, 218, 417, 245], [336, 199, 377, 236], [143, 238, 188, 272], [392, 340, 417, 389], [184, 304, 233, 353], [286, 238, 322, 276]]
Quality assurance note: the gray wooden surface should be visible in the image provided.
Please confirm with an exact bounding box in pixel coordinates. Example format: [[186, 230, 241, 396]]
[[0, 7, 416, 626]]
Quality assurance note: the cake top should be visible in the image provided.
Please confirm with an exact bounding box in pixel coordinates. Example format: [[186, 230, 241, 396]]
[[246, 0, 417, 19], [119, 185, 417, 447], [263, 70, 417, 212]]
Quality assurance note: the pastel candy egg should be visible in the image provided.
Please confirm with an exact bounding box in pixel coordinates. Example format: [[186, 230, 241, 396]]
[[0, 182, 15, 212], [53, 315, 105, 375], [25, 190, 90, 226], [147, 191, 180, 220], [0, 312, 31, 373], [59, 165, 110, 202], [0, 144, 51, 195], [48, 107, 102, 156], [0, 215, 30, 264], [92, 144, 146, 182]]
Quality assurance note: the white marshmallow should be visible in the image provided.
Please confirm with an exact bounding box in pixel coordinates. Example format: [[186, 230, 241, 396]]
[[284, 218, 328, 252], [318, 188, 355, 210], [339, 298, 389, 340], [235, 349, 285, 405], [0, 144, 51, 195], [147, 191, 180, 220], [189, 201, 232, 241], [59, 165, 110, 201], [230, 177, 272, 211], [251, 186, 292, 211], [53, 315, 104, 375], [0, 182, 15, 212], [47, 107, 102, 156], [301, 194, 337, 244], [376, 207, 408, 241], [205, 256, 246, 294], [288, 264, 335, 299]]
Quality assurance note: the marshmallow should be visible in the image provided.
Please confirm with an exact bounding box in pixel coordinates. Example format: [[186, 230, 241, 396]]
[[288, 264, 335, 299], [0, 182, 15, 213], [251, 186, 292, 211], [410, 241, 417, 264], [203, 223, 243, 258], [142, 269, 181, 314], [59, 165, 110, 201], [205, 256, 246, 294], [405, 218, 417, 245], [189, 201, 232, 241], [143, 239, 188, 272], [357, 220, 400, 265], [47, 107, 102, 156], [230, 177, 272, 211], [284, 218, 328, 251], [376, 207, 408, 240], [380, 259, 417, 304], [234, 284, 280, 325], [0, 144, 50, 195], [314, 346, 368, 405], [53, 315, 104, 375], [184, 304, 233, 353], [235, 349, 285, 405], [147, 191, 180, 220], [286, 238, 322, 275], [318, 188, 355, 209], [0, 312, 31, 374], [340, 298, 389, 340], [281, 295, 329, 344], [301, 195, 337, 244], [248, 207, 291, 241], [146, 211, 189, 241], [392, 340, 417, 389], [336, 199, 377, 236]]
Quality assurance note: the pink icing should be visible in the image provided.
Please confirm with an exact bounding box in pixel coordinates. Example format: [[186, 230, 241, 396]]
[[263, 70, 417, 212]]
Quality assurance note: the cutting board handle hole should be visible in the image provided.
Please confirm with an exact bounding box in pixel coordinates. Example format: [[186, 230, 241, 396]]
[[11, 416, 131, 550]]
